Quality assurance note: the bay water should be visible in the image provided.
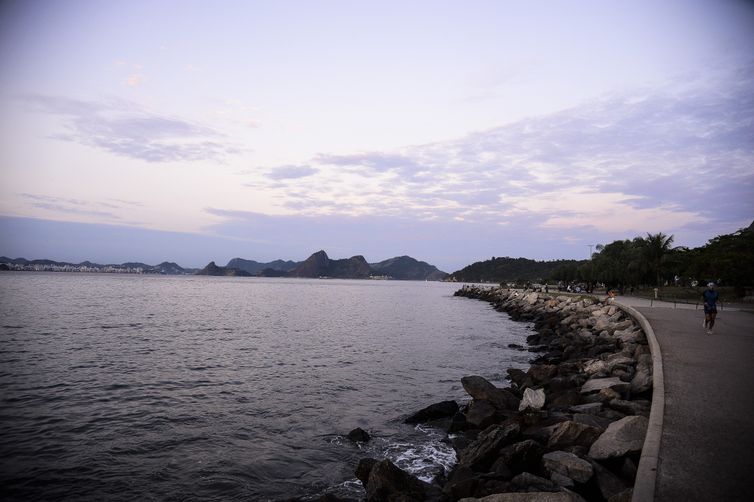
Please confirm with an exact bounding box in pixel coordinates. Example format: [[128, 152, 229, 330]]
[[0, 273, 533, 500]]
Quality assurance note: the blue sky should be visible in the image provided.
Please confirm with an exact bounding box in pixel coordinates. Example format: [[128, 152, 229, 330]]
[[1, 0, 753, 271]]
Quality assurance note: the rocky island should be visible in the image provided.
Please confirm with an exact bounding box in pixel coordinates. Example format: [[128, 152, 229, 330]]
[[350, 286, 653, 501]]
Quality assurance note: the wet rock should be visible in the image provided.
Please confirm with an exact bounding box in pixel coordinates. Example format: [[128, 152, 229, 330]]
[[541, 451, 594, 483], [588, 415, 648, 460], [405, 400, 459, 424], [359, 458, 443, 501], [347, 427, 371, 442], [507, 368, 528, 388], [547, 420, 603, 449], [355, 458, 378, 485], [519, 388, 546, 411], [462, 376, 521, 411], [466, 400, 501, 429], [459, 421, 521, 471], [449, 411, 471, 433]]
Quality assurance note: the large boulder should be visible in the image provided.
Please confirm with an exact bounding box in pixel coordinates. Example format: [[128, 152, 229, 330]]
[[630, 354, 653, 394], [405, 400, 460, 424], [459, 421, 521, 471], [541, 451, 594, 483], [358, 458, 443, 501], [462, 376, 520, 411], [496, 439, 545, 474], [347, 427, 371, 442], [588, 415, 648, 460], [580, 377, 630, 395], [465, 400, 500, 429], [547, 420, 603, 449]]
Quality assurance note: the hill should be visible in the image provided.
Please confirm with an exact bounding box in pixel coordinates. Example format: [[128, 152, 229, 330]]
[[370, 255, 448, 281], [195, 261, 251, 277], [226, 257, 300, 274], [449, 256, 584, 283], [288, 250, 372, 279]]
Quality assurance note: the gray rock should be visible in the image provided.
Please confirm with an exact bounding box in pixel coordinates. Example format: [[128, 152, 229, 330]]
[[549, 472, 574, 487], [510, 472, 559, 492], [347, 427, 370, 442], [572, 413, 613, 430], [569, 403, 602, 415], [589, 459, 628, 500], [462, 375, 520, 410], [497, 439, 545, 474], [608, 399, 651, 417], [459, 421, 521, 471], [583, 359, 607, 375], [630, 354, 653, 394], [588, 415, 649, 460], [519, 388, 546, 411], [404, 400, 459, 424], [466, 399, 500, 429], [360, 458, 443, 501], [548, 420, 603, 449], [580, 377, 630, 395], [614, 328, 643, 344], [541, 451, 594, 483], [605, 355, 635, 372]]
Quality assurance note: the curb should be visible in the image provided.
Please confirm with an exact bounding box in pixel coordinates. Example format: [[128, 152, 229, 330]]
[[615, 301, 664, 502]]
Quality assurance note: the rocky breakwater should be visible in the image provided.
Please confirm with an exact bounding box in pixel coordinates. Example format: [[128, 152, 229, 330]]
[[352, 286, 652, 502]]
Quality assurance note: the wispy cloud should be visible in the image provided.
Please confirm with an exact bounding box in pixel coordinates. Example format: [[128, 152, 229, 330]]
[[265, 165, 319, 180], [237, 69, 753, 238], [20, 94, 239, 163], [20, 193, 124, 220]]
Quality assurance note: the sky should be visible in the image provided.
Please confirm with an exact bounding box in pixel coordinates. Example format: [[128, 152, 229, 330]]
[[0, 0, 753, 272]]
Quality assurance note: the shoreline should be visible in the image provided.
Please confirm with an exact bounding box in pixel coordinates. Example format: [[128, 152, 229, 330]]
[[352, 285, 654, 501]]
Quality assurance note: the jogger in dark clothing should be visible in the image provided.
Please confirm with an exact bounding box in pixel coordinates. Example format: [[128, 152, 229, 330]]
[[702, 283, 720, 334]]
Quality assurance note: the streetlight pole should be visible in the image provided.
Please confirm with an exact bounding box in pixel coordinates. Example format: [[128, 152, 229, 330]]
[[587, 244, 594, 260]]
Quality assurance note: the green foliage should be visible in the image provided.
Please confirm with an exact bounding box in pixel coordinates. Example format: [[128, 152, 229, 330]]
[[458, 223, 754, 297], [450, 256, 582, 283], [585, 224, 753, 295]]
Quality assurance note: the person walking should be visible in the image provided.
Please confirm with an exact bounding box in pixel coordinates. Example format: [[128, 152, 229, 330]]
[[702, 282, 720, 334]]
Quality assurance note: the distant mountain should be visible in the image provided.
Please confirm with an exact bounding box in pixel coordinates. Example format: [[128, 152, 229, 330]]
[[288, 250, 372, 279], [196, 261, 251, 277], [449, 256, 583, 283], [226, 257, 300, 274], [0, 256, 191, 274], [370, 255, 448, 281]]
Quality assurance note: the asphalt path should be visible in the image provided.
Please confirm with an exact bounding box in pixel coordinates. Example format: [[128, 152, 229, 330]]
[[631, 304, 754, 501]]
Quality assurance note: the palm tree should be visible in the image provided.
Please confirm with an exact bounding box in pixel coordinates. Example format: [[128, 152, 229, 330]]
[[644, 232, 674, 286]]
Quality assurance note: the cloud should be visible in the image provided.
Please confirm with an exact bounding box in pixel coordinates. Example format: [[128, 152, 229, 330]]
[[125, 73, 146, 87], [21, 193, 122, 220], [20, 94, 239, 163], [266, 165, 319, 180], [246, 68, 753, 240]]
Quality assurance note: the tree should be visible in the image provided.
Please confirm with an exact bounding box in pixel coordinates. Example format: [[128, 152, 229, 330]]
[[643, 232, 674, 286]]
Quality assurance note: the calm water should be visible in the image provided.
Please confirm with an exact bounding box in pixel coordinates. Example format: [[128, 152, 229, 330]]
[[0, 273, 533, 501]]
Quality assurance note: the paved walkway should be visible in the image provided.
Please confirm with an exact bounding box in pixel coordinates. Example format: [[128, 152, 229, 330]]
[[618, 297, 754, 501]]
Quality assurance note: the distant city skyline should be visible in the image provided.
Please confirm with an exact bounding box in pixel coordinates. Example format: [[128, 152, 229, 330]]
[[1, 0, 753, 271]]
